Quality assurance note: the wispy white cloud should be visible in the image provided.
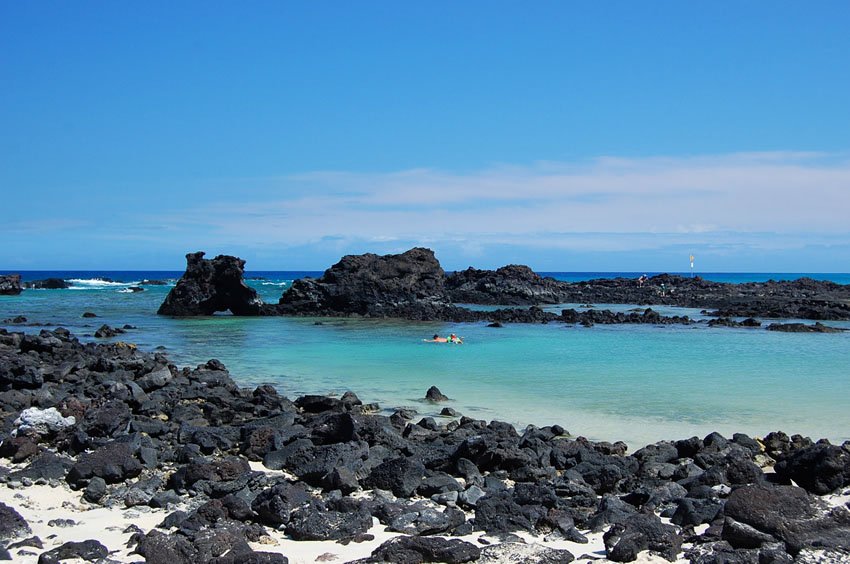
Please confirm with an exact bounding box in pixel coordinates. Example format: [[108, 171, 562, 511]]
[[158, 151, 850, 244], [7, 151, 849, 270]]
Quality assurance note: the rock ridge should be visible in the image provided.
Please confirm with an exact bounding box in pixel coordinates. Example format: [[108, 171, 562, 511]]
[[157, 248, 850, 323]]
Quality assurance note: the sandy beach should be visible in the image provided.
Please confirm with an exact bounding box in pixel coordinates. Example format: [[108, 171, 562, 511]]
[[0, 470, 673, 564]]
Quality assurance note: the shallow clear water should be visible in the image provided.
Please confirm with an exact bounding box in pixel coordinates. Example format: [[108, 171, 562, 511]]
[[2, 271, 849, 449]]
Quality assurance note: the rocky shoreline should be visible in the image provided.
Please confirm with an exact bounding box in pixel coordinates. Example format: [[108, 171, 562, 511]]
[[1, 327, 849, 563], [153, 249, 850, 326]]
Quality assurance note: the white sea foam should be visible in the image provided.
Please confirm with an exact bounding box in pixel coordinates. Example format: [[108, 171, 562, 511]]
[[67, 278, 137, 288]]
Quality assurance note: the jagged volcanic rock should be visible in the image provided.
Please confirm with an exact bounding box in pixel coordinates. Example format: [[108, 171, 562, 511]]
[[445, 265, 569, 305], [158, 252, 263, 316], [277, 247, 448, 317], [157, 248, 850, 322], [22, 278, 69, 289], [0, 274, 22, 296]]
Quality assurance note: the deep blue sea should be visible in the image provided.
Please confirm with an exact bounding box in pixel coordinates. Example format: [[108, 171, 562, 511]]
[[2, 270, 849, 450]]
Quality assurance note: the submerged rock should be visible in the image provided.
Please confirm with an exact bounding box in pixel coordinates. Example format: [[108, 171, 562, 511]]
[[766, 322, 845, 333], [425, 386, 449, 402], [94, 324, 126, 338]]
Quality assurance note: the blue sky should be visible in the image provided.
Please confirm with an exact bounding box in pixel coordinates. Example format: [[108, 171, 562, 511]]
[[2, 2, 849, 271]]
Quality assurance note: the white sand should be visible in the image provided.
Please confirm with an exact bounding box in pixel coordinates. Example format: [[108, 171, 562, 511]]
[[0, 477, 696, 563], [0, 480, 164, 563]]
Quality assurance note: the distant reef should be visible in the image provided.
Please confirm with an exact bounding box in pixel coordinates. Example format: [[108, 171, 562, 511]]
[[157, 248, 850, 324]]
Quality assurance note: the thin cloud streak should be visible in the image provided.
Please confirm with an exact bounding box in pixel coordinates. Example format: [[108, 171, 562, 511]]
[[168, 152, 850, 245], [10, 152, 848, 270]]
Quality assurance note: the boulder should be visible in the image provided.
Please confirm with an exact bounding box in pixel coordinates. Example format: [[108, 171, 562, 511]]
[[134, 530, 198, 564], [263, 440, 368, 486], [36, 539, 108, 564], [0, 435, 39, 462], [364, 457, 426, 497], [158, 252, 263, 316], [251, 481, 312, 527], [479, 542, 575, 564], [285, 499, 373, 541], [167, 456, 252, 492], [0, 502, 30, 541], [93, 323, 126, 338], [603, 513, 683, 562], [66, 440, 143, 486], [210, 545, 289, 564], [366, 535, 481, 563], [473, 491, 536, 534], [8, 451, 73, 481], [684, 541, 792, 564], [722, 484, 850, 555], [12, 407, 76, 437], [424, 386, 449, 402], [774, 443, 850, 494], [79, 400, 131, 438]]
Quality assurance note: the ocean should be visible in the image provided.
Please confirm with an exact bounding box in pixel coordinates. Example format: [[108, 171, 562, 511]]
[[2, 270, 849, 450]]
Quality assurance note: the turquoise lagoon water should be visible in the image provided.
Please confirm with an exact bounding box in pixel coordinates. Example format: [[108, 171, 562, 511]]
[[1, 271, 849, 450]]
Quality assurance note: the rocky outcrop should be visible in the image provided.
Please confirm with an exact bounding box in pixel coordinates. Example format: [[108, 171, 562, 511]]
[[445, 265, 569, 305], [561, 307, 692, 327], [0, 274, 22, 295], [158, 252, 264, 316], [276, 247, 448, 317], [22, 278, 69, 289], [156, 248, 850, 323], [565, 275, 850, 321]]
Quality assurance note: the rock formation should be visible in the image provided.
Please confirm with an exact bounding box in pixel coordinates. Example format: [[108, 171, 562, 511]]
[[22, 278, 69, 289], [156, 248, 850, 324], [277, 247, 449, 317], [446, 265, 569, 305], [157, 252, 263, 316], [0, 274, 22, 296]]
